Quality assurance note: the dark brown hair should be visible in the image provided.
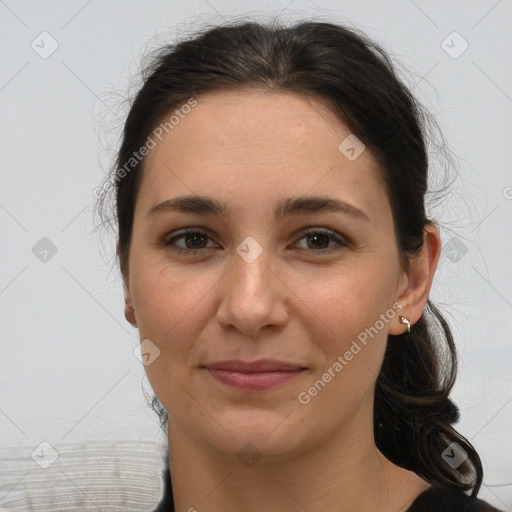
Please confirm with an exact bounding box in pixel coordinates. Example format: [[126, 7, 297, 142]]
[[96, 18, 484, 499]]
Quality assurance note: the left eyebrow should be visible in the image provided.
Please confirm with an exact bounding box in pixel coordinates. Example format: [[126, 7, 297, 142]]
[[145, 194, 371, 223]]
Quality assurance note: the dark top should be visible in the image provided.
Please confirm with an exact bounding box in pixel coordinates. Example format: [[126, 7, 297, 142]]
[[151, 465, 504, 511], [406, 481, 504, 511]]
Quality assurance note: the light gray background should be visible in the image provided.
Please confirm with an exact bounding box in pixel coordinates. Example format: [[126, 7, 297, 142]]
[[1, 0, 511, 510]]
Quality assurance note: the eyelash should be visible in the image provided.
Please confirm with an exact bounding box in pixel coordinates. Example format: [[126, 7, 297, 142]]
[[163, 227, 348, 256]]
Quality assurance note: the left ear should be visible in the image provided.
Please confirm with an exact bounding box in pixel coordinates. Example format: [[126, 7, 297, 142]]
[[389, 223, 442, 335]]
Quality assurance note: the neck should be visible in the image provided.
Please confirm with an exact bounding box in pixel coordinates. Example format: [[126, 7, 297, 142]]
[[166, 405, 427, 512]]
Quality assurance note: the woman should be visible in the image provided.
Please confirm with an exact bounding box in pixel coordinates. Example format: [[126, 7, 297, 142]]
[[97, 19, 503, 512]]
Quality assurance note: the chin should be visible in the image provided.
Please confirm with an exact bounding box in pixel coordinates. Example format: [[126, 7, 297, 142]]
[[203, 411, 304, 458]]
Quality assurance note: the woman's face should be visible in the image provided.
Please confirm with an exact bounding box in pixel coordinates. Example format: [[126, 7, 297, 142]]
[[125, 89, 410, 460]]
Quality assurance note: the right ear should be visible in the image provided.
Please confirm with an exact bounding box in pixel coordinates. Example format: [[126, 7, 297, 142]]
[[123, 284, 138, 327], [117, 238, 138, 328]]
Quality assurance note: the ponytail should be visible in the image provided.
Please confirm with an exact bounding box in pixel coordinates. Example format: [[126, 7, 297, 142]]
[[375, 300, 482, 496]]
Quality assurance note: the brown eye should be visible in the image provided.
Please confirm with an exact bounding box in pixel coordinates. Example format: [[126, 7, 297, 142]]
[[164, 229, 216, 254], [162, 227, 348, 256], [294, 228, 348, 255]]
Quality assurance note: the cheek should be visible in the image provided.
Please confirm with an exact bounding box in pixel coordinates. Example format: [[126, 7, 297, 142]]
[[296, 261, 396, 345], [297, 269, 392, 414], [131, 263, 207, 351], [294, 259, 397, 406], [131, 267, 209, 408]]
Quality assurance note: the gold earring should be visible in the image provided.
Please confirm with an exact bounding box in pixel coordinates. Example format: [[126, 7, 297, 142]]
[[399, 316, 411, 333]]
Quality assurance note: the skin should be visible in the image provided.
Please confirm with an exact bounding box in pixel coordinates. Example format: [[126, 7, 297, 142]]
[[119, 89, 441, 512]]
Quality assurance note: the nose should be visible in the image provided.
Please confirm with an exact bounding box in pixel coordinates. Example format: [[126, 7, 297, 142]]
[[215, 245, 289, 336]]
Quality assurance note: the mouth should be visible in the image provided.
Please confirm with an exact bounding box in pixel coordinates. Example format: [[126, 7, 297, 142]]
[[201, 359, 307, 392]]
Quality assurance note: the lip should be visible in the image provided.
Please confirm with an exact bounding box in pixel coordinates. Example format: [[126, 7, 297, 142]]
[[204, 359, 305, 372], [202, 359, 307, 392]]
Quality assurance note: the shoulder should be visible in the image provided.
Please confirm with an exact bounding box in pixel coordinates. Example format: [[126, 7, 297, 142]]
[[407, 481, 504, 512], [150, 462, 174, 512]]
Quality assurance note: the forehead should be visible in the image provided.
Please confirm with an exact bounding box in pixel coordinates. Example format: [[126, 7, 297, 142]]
[[136, 89, 388, 222], [145, 89, 372, 166]]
